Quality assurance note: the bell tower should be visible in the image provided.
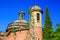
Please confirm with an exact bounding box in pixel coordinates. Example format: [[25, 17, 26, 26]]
[[30, 5, 43, 40]]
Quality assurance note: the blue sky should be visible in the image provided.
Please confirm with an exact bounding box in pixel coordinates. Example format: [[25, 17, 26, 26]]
[[0, 0, 60, 32]]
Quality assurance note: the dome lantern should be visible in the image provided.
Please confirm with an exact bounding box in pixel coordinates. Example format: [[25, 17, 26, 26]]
[[19, 11, 25, 20]]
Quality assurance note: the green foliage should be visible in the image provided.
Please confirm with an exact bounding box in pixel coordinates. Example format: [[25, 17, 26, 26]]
[[53, 32, 60, 40], [44, 7, 52, 30], [56, 23, 60, 32], [43, 7, 60, 40], [29, 8, 33, 15], [53, 23, 60, 40], [29, 7, 35, 40], [11, 27, 19, 35], [43, 7, 54, 40], [0, 38, 3, 40], [43, 29, 60, 40], [24, 23, 30, 29]]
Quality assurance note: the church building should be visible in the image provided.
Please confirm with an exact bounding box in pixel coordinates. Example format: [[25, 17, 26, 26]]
[[0, 5, 43, 40]]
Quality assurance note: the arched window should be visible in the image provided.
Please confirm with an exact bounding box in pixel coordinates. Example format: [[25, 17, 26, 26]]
[[37, 13, 40, 21]]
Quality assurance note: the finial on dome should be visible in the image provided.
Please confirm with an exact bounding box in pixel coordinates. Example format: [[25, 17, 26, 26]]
[[19, 11, 25, 20]]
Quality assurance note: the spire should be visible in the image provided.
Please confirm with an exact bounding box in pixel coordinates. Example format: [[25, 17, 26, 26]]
[[19, 11, 25, 20]]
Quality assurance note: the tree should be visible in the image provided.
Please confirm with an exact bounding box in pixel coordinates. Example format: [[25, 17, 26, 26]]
[[43, 7, 54, 40], [56, 23, 60, 32], [52, 23, 60, 40]]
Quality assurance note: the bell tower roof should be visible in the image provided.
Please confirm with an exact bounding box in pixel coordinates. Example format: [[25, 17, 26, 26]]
[[31, 5, 41, 10], [30, 5, 43, 13]]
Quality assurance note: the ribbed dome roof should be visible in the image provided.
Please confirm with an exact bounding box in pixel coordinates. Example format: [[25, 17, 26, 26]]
[[31, 5, 41, 10], [14, 20, 28, 23], [8, 19, 28, 29]]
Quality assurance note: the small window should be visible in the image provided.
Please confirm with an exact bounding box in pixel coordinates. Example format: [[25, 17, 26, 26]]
[[37, 13, 40, 20]]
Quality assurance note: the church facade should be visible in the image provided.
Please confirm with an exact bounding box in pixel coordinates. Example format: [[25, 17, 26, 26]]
[[0, 5, 43, 40]]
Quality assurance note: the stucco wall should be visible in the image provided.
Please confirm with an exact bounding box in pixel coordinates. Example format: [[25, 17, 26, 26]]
[[3, 30, 29, 40], [0, 27, 42, 40]]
